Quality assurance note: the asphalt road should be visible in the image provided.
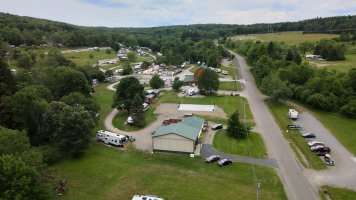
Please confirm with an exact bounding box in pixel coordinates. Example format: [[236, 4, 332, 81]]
[[231, 52, 319, 200]]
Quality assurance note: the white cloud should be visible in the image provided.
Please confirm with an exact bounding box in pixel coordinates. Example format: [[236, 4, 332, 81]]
[[0, 0, 355, 27]]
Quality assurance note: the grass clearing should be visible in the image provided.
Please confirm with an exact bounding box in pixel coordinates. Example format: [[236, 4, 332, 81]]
[[161, 92, 254, 123], [213, 130, 267, 158], [220, 65, 238, 79], [189, 65, 200, 73], [266, 100, 326, 170], [219, 81, 241, 91], [320, 186, 356, 200], [50, 144, 286, 200], [233, 31, 338, 45], [92, 83, 115, 132], [292, 101, 356, 156], [64, 50, 117, 66], [308, 54, 356, 73]]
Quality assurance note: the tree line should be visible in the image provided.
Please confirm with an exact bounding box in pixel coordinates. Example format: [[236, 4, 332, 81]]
[[225, 39, 356, 119]]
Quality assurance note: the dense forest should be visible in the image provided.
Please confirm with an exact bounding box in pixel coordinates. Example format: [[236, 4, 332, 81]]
[[0, 12, 356, 48], [225, 39, 356, 119]]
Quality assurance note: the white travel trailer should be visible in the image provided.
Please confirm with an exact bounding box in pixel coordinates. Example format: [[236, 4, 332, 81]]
[[96, 130, 127, 146], [288, 109, 299, 120]]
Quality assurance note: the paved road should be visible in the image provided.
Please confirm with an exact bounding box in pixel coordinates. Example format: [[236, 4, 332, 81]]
[[231, 51, 319, 200], [294, 111, 356, 190]]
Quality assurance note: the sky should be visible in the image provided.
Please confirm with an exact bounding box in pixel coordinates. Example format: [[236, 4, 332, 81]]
[[0, 0, 355, 27]]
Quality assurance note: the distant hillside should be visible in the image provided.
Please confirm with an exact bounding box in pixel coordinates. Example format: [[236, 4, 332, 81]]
[[0, 12, 355, 47]]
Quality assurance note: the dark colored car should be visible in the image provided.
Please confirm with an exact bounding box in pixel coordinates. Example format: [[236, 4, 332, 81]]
[[302, 133, 316, 139], [206, 155, 220, 163], [287, 124, 303, 130], [218, 159, 232, 167], [312, 147, 331, 153], [212, 124, 223, 130]]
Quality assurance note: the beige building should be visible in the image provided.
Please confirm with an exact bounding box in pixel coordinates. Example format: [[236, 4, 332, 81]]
[[152, 117, 205, 154]]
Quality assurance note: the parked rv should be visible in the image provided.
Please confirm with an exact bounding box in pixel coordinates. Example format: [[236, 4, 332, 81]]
[[96, 130, 128, 146], [288, 109, 298, 120]]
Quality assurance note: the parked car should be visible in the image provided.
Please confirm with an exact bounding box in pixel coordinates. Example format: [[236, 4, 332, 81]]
[[313, 146, 331, 153], [287, 124, 303, 130], [302, 133, 316, 138], [324, 154, 335, 166], [222, 70, 229, 75], [310, 145, 325, 151], [315, 148, 331, 156], [218, 159, 232, 167], [206, 155, 220, 163], [308, 141, 324, 147], [126, 135, 136, 142], [212, 124, 223, 130]]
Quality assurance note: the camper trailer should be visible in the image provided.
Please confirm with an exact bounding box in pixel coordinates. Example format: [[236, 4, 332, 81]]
[[288, 109, 299, 120], [96, 130, 127, 146]]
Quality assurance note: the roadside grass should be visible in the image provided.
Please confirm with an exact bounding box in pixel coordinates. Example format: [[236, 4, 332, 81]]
[[50, 144, 287, 200], [160, 92, 253, 122], [292, 101, 356, 156], [233, 31, 338, 45], [220, 65, 238, 79], [266, 100, 326, 170], [63, 50, 117, 66], [213, 130, 267, 158], [308, 54, 356, 73], [320, 186, 356, 200], [92, 83, 115, 132], [219, 81, 242, 91]]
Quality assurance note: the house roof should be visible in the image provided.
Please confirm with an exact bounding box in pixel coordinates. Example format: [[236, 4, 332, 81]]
[[183, 75, 194, 83], [145, 94, 155, 99], [152, 116, 205, 140]]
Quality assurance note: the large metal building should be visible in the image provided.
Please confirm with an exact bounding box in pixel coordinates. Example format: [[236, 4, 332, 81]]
[[152, 117, 205, 154]]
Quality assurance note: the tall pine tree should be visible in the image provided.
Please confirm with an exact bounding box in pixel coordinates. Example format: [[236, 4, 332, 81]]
[[130, 94, 145, 127], [226, 111, 247, 139]]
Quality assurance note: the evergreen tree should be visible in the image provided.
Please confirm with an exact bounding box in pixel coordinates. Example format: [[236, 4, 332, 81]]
[[226, 111, 247, 139], [130, 94, 145, 127], [172, 77, 183, 91]]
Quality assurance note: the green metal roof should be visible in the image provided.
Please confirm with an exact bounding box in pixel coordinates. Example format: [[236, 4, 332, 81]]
[[153, 116, 205, 141], [183, 75, 194, 83], [181, 116, 205, 130]]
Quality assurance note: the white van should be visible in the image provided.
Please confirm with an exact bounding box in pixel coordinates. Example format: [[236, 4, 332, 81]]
[[288, 109, 298, 120]]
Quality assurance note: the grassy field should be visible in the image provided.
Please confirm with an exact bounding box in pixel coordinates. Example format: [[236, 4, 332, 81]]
[[266, 100, 326, 170], [213, 130, 267, 158], [233, 31, 338, 45], [308, 53, 356, 73], [160, 91, 253, 123], [292, 102, 356, 156], [220, 65, 238, 79], [320, 186, 356, 200], [92, 83, 115, 132], [219, 81, 242, 91], [64, 50, 117, 66], [50, 144, 286, 200], [112, 102, 157, 132]]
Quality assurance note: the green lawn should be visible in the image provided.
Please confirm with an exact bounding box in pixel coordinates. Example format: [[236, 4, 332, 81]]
[[219, 81, 242, 91], [308, 54, 356, 73], [189, 65, 200, 73], [50, 144, 286, 200], [92, 83, 115, 132], [112, 106, 157, 132], [320, 186, 356, 200], [161, 92, 253, 123], [64, 50, 117, 66], [233, 31, 338, 45], [266, 100, 326, 170], [293, 102, 356, 156], [213, 130, 267, 158], [220, 65, 238, 79]]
